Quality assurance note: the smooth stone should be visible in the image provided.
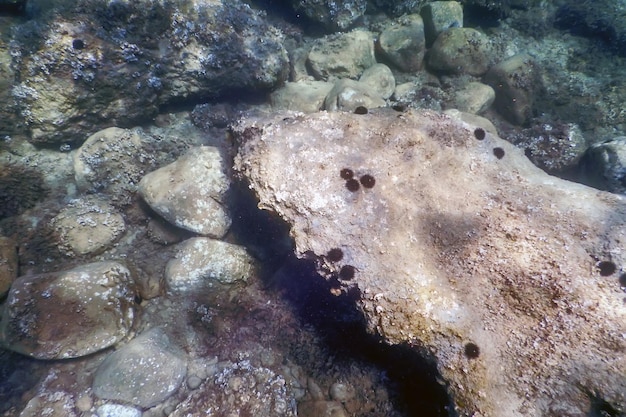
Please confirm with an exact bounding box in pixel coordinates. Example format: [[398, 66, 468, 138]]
[[0, 261, 136, 359], [358, 64, 396, 100], [138, 146, 231, 238], [165, 237, 255, 294], [324, 79, 387, 113], [297, 400, 348, 417], [96, 404, 142, 417], [93, 328, 186, 409], [270, 80, 334, 113], [452, 81, 495, 115]]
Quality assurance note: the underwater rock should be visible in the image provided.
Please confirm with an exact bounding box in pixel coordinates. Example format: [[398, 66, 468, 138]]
[[165, 237, 255, 294], [0, 236, 17, 298], [0, 261, 136, 359], [376, 14, 426, 72], [358, 63, 395, 100], [9, 0, 288, 144], [138, 146, 231, 238], [270, 80, 334, 113], [170, 360, 296, 417], [484, 54, 539, 126], [427, 27, 493, 76], [286, 0, 366, 31], [74, 127, 184, 207], [93, 327, 186, 408], [323, 79, 387, 112], [307, 30, 376, 81], [451, 81, 495, 115], [49, 196, 126, 257], [233, 109, 626, 416], [580, 136, 626, 195], [421, 1, 463, 47]]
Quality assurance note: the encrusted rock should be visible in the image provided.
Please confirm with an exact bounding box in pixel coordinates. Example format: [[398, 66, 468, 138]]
[[0, 261, 136, 359], [270, 81, 334, 113], [421, 1, 463, 46], [377, 14, 426, 72], [286, 0, 366, 30], [324, 79, 387, 112], [233, 109, 626, 416], [427, 27, 493, 76], [0, 236, 17, 298], [484, 54, 540, 126], [307, 30, 376, 81], [170, 360, 296, 417], [93, 327, 186, 408], [48, 196, 126, 257], [165, 237, 255, 294], [298, 400, 348, 417], [74, 127, 180, 207], [138, 146, 231, 238]]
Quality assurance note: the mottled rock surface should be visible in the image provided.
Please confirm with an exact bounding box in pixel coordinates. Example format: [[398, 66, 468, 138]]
[[421, 1, 463, 46], [580, 136, 626, 194], [93, 327, 186, 408], [233, 109, 626, 416], [49, 196, 126, 257], [377, 14, 426, 72], [270, 81, 334, 113], [324, 79, 387, 112], [165, 237, 255, 294], [0, 261, 136, 359], [427, 27, 493, 76], [307, 30, 376, 81], [138, 146, 231, 238]]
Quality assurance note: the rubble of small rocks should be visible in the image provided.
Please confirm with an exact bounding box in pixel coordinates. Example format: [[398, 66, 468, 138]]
[[233, 109, 626, 416]]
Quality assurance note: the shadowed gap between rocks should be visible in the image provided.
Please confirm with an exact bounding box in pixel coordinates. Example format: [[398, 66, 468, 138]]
[[227, 181, 456, 417]]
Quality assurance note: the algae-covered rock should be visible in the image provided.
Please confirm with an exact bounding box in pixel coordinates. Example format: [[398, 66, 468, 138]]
[[233, 109, 626, 416], [10, 0, 288, 145]]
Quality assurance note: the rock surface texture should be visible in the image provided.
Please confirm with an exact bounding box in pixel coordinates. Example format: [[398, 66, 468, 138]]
[[0, 261, 136, 359], [233, 109, 626, 416]]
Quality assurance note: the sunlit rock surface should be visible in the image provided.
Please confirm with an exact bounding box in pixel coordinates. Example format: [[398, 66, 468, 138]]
[[233, 109, 626, 416]]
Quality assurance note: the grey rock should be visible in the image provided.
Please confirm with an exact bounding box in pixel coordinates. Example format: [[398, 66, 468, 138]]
[[484, 54, 540, 126], [270, 81, 334, 113], [171, 361, 296, 417], [96, 404, 142, 417], [9, 0, 288, 144], [324, 79, 386, 112], [452, 81, 495, 114], [580, 136, 626, 194], [165, 237, 255, 294], [138, 147, 231, 238], [74, 127, 182, 207], [427, 27, 493, 76], [358, 64, 395, 100], [0, 236, 18, 298], [48, 196, 126, 257], [377, 14, 426, 72], [0, 261, 136, 359], [307, 30, 376, 81], [421, 1, 463, 46], [444, 109, 498, 136], [329, 382, 355, 402], [93, 328, 186, 409], [233, 110, 626, 416]]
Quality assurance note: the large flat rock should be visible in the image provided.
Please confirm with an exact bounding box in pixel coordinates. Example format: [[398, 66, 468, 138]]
[[233, 109, 626, 416]]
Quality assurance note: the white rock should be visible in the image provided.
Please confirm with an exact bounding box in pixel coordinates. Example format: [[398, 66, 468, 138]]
[[138, 146, 231, 238], [165, 237, 255, 294], [96, 403, 142, 417]]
